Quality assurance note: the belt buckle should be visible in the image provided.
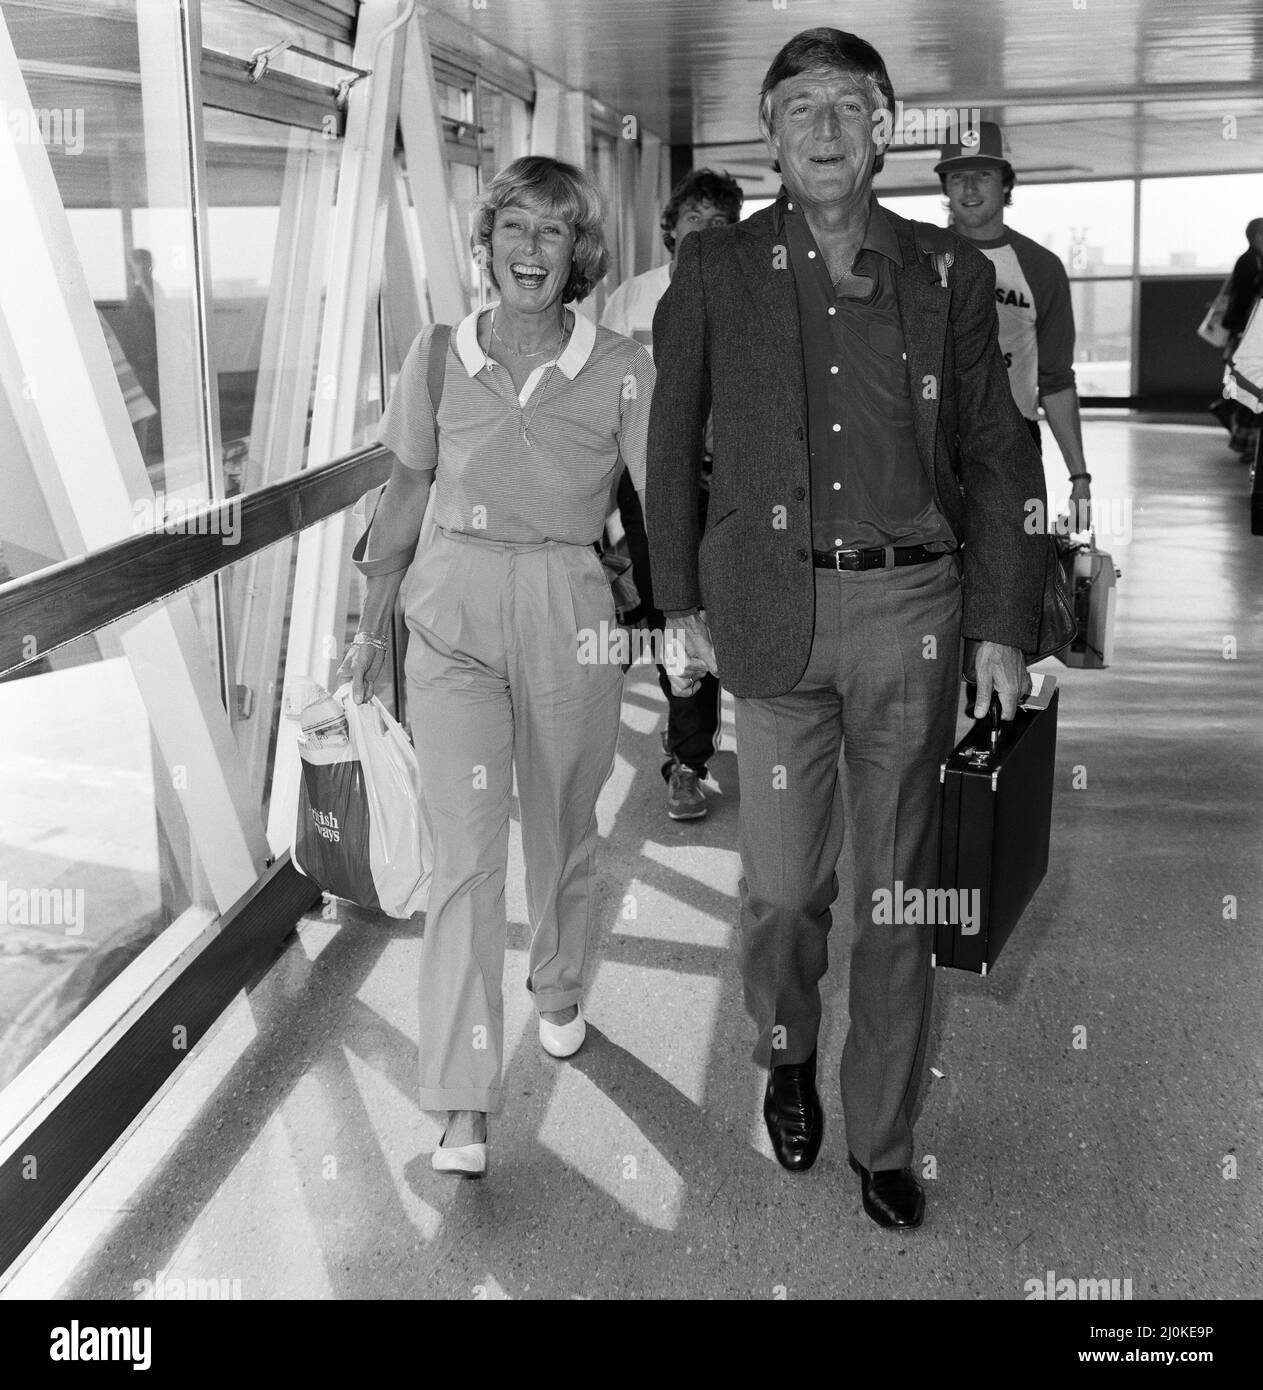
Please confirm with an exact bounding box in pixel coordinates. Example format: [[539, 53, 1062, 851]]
[[834, 550, 846, 571]]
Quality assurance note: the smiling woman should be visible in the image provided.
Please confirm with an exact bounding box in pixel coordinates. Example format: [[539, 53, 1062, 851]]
[[467, 156, 611, 396], [473, 155, 608, 307], [340, 152, 654, 1180]]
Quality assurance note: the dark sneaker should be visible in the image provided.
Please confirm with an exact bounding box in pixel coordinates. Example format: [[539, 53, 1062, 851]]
[[667, 763, 707, 820]]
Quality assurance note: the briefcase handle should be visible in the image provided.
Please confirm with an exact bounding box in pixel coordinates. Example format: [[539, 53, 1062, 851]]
[[971, 673, 1060, 751]]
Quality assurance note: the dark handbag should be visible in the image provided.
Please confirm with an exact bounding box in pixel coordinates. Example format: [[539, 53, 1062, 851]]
[[597, 544, 642, 622], [1029, 534, 1076, 662], [935, 676, 1059, 975]]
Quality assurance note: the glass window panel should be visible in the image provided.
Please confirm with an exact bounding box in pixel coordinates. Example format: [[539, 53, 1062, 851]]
[[199, 109, 341, 813], [436, 70, 475, 127], [1138, 173, 1263, 276], [203, 108, 338, 484], [879, 192, 950, 226], [995, 180, 1134, 277], [0, 585, 221, 1090], [2, 0, 217, 583], [200, 0, 353, 82], [587, 128, 619, 318], [479, 84, 530, 188], [449, 158, 479, 307], [67, 209, 127, 301], [2, 0, 141, 74], [1070, 279, 1133, 397]]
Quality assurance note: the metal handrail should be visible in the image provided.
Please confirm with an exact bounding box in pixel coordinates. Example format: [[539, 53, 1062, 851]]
[[0, 444, 391, 678]]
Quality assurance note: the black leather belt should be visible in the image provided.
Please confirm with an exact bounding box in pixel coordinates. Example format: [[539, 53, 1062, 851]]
[[812, 544, 939, 571]]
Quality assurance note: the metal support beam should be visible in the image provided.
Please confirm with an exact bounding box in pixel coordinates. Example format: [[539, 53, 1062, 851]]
[[398, 8, 467, 326]]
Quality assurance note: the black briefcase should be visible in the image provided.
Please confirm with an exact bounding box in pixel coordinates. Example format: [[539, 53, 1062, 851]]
[[935, 675, 1059, 975]]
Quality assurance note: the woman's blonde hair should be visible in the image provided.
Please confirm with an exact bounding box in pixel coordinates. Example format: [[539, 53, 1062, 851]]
[[473, 155, 609, 304]]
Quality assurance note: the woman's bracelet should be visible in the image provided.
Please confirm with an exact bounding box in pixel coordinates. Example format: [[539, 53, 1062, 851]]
[[352, 630, 389, 652], [1068, 471, 1091, 483]]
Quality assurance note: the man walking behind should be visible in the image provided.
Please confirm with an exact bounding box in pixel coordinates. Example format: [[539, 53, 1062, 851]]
[[937, 123, 1093, 527], [602, 168, 744, 820]]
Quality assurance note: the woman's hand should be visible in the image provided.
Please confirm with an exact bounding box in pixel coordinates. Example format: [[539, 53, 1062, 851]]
[[337, 633, 389, 705]]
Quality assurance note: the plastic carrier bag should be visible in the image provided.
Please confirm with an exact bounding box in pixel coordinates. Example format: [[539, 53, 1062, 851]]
[[292, 684, 431, 917]]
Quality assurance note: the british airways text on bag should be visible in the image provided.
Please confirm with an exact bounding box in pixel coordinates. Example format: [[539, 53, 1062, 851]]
[[292, 686, 432, 918]]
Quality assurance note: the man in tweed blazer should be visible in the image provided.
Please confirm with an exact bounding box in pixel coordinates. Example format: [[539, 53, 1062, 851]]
[[646, 28, 1047, 1228]]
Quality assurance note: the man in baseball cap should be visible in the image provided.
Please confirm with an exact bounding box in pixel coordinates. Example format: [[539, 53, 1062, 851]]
[[936, 121, 1092, 529]]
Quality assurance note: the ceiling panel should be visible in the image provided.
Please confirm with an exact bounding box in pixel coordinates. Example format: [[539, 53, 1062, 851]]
[[424, 0, 1263, 192]]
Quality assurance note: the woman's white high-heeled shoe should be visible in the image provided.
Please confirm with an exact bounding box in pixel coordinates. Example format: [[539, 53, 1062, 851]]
[[538, 1003, 586, 1058], [431, 1118, 487, 1177]]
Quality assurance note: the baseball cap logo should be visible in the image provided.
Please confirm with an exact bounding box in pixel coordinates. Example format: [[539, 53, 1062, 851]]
[[961, 127, 980, 147]]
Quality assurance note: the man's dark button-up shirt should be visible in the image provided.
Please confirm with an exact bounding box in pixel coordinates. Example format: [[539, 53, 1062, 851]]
[[775, 190, 955, 553]]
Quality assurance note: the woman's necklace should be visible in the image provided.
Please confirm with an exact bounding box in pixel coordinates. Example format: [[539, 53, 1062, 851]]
[[492, 309, 562, 359], [489, 308, 568, 445], [520, 363, 557, 446]]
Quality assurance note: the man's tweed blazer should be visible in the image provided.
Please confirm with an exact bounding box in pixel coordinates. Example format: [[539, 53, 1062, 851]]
[[645, 202, 1048, 700]]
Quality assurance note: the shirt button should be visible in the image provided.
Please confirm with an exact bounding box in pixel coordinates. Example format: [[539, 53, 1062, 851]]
[[832, 423, 841, 432], [793, 486, 805, 500], [787, 202, 794, 211], [807, 250, 816, 259], [796, 547, 808, 561], [830, 365, 839, 374], [827, 306, 836, 316], [834, 538, 843, 547], [833, 482, 841, 491]]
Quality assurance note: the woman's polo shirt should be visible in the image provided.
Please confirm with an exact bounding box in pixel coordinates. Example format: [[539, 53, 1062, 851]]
[[378, 304, 655, 546]]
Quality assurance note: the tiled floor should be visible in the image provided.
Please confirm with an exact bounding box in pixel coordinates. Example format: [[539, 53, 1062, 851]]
[[6, 420, 1261, 1300]]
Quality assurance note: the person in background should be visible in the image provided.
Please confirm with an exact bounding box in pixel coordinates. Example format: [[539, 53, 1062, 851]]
[[1221, 217, 1263, 455], [938, 123, 1092, 529], [340, 156, 654, 1178], [600, 168, 744, 820]]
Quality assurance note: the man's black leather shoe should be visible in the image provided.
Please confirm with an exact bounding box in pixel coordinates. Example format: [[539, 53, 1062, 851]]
[[848, 1152, 925, 1228], [763, 1050, 823, 1172]]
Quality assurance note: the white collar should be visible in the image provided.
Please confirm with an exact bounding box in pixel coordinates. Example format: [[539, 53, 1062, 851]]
[[454, 302, 595, 380]]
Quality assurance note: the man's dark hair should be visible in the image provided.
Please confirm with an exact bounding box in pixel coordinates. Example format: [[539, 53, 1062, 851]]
[[759, 28, 896, 175], [1247, 217, 1263, 241], [938, 166, 1017, 208], [660, 168, 745, 252]]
